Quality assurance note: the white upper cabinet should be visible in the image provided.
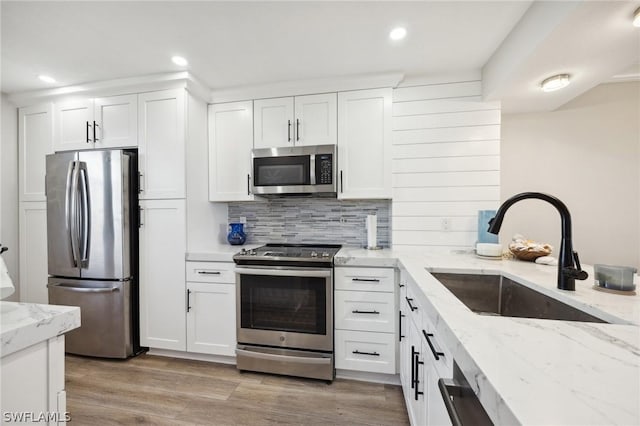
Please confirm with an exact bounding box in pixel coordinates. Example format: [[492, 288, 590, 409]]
[[138, 89, 186, 200], [18, 103, 53, 202], [53, 94, 137, 152], [208, 101, 254, 202], [337, 88, 392, 199], [253, 94, 337, 149], [294, 93, 337, 146], [253, 97, 294, 149]]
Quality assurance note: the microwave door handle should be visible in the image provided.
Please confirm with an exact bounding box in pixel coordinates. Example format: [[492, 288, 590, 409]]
[[310, 154, 316, 185]]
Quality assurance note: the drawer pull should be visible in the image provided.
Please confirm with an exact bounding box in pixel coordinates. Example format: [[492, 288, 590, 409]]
[[352, 350, 380, 357], [351, 309, 380, 315], [352, 278, 380, 283], [405, 297, 417, 311], [198, 271, 222, 275], [423, 330, 445, 361], [399, 311, 406, 341]]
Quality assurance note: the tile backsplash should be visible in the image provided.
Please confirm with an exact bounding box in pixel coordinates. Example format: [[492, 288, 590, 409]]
[[228, 198, 391, 247]]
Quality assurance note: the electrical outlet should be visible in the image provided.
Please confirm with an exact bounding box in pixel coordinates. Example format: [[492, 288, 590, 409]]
[[239, 216, 247, 224], [441, 218, 451, 231]]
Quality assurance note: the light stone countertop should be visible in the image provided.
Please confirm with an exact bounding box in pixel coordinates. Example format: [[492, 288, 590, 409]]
[[336, 248, 640, 425], [0, 302, 80, 358]]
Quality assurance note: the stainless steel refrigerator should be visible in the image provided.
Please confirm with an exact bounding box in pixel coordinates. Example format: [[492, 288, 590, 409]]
[[46, 149, 139, 358]]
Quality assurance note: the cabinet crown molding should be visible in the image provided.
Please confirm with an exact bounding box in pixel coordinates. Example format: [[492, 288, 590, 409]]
[[8, 71, 210, 107], [210, 72, 404, 104]]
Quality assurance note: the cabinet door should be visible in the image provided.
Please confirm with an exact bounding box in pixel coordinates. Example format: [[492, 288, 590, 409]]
[[53, 98, 94, 151], [186, 282, 236, 356], [138, 89, 186, 199], [253, 97, 294, 149], [337, 88, 392, 199], [19, 104, 53, 202], [94, 94, 138, 149], [139, 199, 186, 351], [208, 101, 254, 202], [294, 93, 337, 146], [19, 202, 48, 303], [406, 315, 427, 426]]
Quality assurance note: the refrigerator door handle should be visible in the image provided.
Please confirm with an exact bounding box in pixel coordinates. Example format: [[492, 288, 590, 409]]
[[69, 161, 81, 267], [47, 283, 119, 293], [79, 164, 90, 266]]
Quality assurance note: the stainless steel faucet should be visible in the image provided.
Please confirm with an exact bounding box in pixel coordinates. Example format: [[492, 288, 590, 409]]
[[487, 192, 588, 291]]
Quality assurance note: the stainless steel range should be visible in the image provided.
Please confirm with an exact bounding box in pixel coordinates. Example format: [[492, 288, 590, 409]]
[[233, 244, 341, 381]]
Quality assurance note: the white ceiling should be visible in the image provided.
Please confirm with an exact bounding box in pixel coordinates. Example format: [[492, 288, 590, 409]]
[[1, 1, 531, 94], [2, 1, 638, 113]]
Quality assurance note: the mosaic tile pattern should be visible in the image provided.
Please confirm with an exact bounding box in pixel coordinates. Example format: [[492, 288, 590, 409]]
[[228, 198, 391, 247]]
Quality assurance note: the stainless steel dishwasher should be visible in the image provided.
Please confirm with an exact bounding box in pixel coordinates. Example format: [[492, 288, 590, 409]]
[[438, 361, 494, 426]]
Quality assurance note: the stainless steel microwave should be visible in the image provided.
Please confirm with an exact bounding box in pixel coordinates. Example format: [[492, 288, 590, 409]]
[[251, 144, 337, 196]]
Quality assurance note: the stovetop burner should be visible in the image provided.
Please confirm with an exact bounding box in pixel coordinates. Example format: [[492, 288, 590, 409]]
[[233, 243, 342, 267]]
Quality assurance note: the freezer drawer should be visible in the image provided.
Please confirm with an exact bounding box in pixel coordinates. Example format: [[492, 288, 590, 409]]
[[47, 277, 133, 358]]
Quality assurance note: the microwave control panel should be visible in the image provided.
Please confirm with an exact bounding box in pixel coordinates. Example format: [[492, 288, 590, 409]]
[[315, 154, 333, 184]]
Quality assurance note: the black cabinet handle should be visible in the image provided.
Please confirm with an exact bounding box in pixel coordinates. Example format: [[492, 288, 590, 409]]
[[353, 350, 380, 357], [423, 330, 445, 361], [138, 207, 143, 228], [351, 309, 380, 315], [198, 271, 222, 275], [287, 120, 292, 142], [340, 170, 343, 193], [0, 245, 8, 255], [93, 121, 99, 142], [247, 174, 251, 195], [86, 121, 91, 143], [187, 289, 192, 312], [399, 283, 405, 288], [410, 345, 416, 389], [414, 351, 424, 401], [352, 278, 380, 283], [399, 311, 405, 342], [296, 119, 300, 141], [406, 297, 417, 311]]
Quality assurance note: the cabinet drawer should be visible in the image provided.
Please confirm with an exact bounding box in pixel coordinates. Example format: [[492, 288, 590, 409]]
[[335, 267, 395, 292], [404, 278, 424, 325], [186, 261, 235, 284], [335, 290, 395, 333], [335, 330, 396, 374]]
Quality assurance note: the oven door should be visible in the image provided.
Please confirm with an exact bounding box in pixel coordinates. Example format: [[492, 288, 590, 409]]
[[235, 266, 333, 352]]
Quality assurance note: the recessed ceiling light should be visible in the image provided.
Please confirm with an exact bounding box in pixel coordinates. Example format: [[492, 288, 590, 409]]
[[389, 27, 407, 41], [633, 7, 640, 27], [171, 56, 188, 67], [38, 75, 56, 84], [540, 74, 570, 92]]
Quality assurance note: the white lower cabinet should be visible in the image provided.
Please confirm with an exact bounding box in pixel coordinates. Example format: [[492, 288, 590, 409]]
[[186, 261, 236, 356], [139, 199, 186, 351], [334, 267, 396, 375], [400, 267, 453, 426], [19, 202, 48, 304]]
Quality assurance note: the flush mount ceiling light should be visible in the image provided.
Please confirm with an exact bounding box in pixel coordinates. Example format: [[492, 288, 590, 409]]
[[389, 27, 407, 41], [38, 75, 56, 84], [634, 7, 640, 27], [540, 74, 571, 92], [171, 56, 188, 66]]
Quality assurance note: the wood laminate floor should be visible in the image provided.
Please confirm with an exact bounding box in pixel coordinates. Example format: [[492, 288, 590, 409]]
[[65, 354, 410, 426]]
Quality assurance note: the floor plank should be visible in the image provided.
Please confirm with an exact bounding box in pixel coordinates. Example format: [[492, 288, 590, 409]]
[[65, 353, 409, 425]]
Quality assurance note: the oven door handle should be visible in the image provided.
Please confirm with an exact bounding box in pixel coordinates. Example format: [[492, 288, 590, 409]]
[[236, 348, 332, 365], [234, 267, 331, 278]]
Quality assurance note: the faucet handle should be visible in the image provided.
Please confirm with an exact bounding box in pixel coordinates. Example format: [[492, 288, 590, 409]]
[[573, 251, 583, 271], [564, 251, 588, 281]]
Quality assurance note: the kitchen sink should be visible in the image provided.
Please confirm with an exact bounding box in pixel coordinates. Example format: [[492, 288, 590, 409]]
[[430, 272, 607, 323]]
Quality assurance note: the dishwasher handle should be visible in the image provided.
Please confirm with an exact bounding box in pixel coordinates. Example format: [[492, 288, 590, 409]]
[[438, 378, 465, 426]]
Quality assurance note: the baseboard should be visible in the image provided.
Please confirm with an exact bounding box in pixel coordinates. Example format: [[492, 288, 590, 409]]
[[336, 369, 400, 385], [146, 348, 236, 365]]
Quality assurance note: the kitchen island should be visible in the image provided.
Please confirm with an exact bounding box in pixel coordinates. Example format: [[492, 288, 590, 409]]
[[1, 302, 80, 424], [337, 248, 640, 425]]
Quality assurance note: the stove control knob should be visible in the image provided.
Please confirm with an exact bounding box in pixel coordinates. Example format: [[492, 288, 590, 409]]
[[249, 249, 257, 256], [310, 251, 318, 258], [239, 248, 247, 255], [321, 252, 330, 257]]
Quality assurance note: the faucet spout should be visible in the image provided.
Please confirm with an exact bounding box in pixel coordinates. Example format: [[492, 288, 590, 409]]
[[487, 192, 588, 291]]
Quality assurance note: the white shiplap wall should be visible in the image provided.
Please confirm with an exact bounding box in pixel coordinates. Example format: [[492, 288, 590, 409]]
[[391, 80, 501, 251]]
